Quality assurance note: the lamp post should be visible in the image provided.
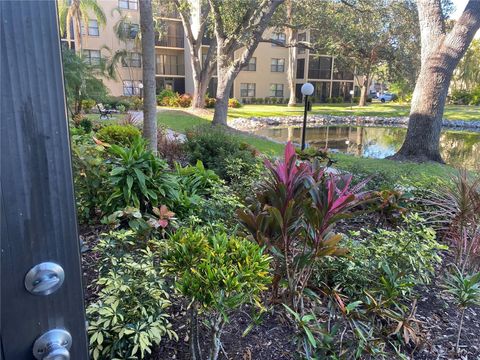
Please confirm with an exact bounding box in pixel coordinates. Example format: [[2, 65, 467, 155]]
[[300, 82, 314, 151], [349, 89, 354, 110], [138, 82, 144, 100]]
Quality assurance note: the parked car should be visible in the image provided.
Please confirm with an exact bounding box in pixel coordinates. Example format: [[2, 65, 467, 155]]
[[378, 92, 396, 103]]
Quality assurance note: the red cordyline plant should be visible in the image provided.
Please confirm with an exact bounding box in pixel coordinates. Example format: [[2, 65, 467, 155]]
[[238, 142, 368, 311], [424, 170, 480, 273]]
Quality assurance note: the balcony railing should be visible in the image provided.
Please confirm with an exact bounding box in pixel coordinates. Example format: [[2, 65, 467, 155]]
[[156, 35, 184, 48], [156, 64, 185, 76]]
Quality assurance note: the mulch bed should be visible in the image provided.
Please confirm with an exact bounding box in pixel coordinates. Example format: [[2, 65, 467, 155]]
[[80, 220, 480, 360]]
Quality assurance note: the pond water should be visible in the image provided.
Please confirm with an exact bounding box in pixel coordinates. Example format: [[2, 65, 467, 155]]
[[254, 125, 480, 169]]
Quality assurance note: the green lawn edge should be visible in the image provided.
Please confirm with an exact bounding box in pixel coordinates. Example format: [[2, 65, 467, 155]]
[[157, 109, 457, 185]]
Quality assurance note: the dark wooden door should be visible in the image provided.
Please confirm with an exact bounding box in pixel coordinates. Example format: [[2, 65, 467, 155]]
[[1, 1, 89, 359]]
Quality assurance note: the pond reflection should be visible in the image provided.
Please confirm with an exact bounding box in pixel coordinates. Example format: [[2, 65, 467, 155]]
[[254, 126, 480, 169]]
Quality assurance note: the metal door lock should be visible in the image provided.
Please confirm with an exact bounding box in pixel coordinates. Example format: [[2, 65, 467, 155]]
[[33, 329, 72, 360], [25, 262, 65, 295]]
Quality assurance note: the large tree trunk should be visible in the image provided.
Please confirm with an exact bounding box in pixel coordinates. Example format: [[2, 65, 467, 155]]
[[391, 0, 480, 162], [192, 77, 209, 109], [212, 66, 234, 126], [208, 0, 284, 126], [140, 0, 157, 153], [358, 74, 369, 107]]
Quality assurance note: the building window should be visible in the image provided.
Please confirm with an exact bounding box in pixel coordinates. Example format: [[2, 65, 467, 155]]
[[83, 49, 101, 65], [271, 32, 286, 46], [297, 32, 306, 54], [122, 52, 142, 68], [271, 58, 285, 72], [123, 80, 142, 96], [296, 59, 305, 79], [244, 57, 256, 71], [119, 0, 138, 10], [270, 84, 284, 97], [240, 83, 256, 97], [308, 56, 332, 79], [156, 54, 184, 75], [82, 19, 99, 36]]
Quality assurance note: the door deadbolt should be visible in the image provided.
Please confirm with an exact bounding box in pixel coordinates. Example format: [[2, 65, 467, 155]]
[[25, 262, 65, 295], [33, 329, 72, 360]]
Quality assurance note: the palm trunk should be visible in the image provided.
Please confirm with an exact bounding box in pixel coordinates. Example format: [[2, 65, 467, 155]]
[[287, 35, 298, 106], [139, 0, 157, 153], [286, 0, 297, 107]]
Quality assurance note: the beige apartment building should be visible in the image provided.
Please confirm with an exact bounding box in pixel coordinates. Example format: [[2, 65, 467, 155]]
[[63, 0, 356, 103]]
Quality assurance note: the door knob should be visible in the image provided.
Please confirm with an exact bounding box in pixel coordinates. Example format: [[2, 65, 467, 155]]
[[33, 329, 71, 360], [25, 262, 65, 296]]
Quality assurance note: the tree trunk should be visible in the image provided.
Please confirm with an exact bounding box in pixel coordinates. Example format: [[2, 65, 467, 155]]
[[192, 78, 209, 109], [286, 0, 297, 107], [212, 67, 234, 126], [208, 315, 224, 360], [391, 0, 480, 162], [139, 0, 157, 153], [73, 17, 82, 54], [358, 75, 369, 107]]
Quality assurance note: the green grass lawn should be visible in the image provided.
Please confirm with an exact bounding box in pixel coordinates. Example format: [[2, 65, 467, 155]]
[[157, 109, 456, 184], [227, 103, 480, 121]]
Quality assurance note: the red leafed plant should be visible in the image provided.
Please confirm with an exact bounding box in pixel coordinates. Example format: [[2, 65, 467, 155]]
[[424, 170, 480, 272], [238, 142, 368, 311]]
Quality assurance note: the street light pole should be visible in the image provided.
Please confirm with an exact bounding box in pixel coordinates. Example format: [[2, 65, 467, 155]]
[[301, 94, 308, 150], [300, 83, 314, 151], [350, 89, 354, 111]]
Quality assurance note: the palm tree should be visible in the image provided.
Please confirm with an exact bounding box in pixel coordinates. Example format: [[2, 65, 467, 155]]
[[58, 0, 106, 54], [139, 0, 157, 153]]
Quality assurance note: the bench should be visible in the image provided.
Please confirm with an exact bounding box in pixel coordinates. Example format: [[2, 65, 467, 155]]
[[97, 104, 115, 120]]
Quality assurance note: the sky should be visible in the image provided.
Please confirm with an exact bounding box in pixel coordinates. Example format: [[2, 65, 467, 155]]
[[451, 0, 480, 38]]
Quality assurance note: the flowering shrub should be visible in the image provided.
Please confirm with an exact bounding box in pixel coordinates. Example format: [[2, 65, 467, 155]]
[[228, 97, 242, 108]]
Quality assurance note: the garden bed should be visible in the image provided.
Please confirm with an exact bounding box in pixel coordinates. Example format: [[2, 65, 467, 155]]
[[79, 222, 480, 359]]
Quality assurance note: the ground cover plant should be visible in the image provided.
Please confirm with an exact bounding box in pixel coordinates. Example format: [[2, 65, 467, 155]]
[[74, 118, 480, 359]]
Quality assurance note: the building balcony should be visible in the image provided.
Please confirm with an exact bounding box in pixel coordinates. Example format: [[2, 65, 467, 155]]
[[156, 36, 184, 48], [156, 65, 185, 76]]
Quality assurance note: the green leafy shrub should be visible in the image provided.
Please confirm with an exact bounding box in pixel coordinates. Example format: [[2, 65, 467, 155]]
[[316, 213, 446, 299], [257, 97, 264, 104], [335, 96, 344, 103], [87, 231, 176, 360], [79, 118, 93, 133], [228, 97, 242, 108], [451, 89, 473, 105], [71, 134, 110, 223], [104, 137, 171, 214], [131, 96, 143, 110], [184, 125, 259, 182], [116, 104, 126, 113], [326, 97, 334, 103], [205, 96, 216, 108], [97, 125, 141, 147], [352, 96, 360, 103], [163, 228, 271, 360], [169, 161, 242, 227], [157, 89, 176, 106], [82, 98, 96, 113]]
